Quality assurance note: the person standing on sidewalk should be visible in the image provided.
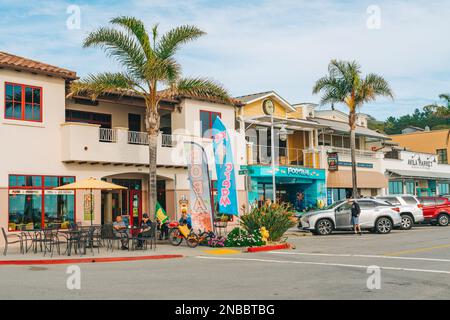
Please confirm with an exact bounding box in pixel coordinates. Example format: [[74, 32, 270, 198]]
[[350, 200, 362, 235]]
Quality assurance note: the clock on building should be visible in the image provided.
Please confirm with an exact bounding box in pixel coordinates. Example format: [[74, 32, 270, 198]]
[[262, 99, 275, 115]]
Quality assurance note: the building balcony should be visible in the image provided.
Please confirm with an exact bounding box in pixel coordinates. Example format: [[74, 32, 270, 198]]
[[60, 122, 215, 167], [319, 146, 384, 170], [246, 143, 321, 168]]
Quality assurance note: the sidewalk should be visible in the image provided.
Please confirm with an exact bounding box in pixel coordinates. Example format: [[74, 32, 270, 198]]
[[0, 241, 248, 264]]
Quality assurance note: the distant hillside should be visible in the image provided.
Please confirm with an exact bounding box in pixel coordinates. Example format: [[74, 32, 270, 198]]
[[367, 108, 450, 134]]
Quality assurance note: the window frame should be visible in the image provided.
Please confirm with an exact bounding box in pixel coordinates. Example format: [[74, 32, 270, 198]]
[[4, 82, 43, 122], [200, 110, 221, 138], [436, 149, 448, 164], [8, 174, 76, 231]]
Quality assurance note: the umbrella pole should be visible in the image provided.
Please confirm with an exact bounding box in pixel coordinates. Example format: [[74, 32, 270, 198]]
[[90, 188, 93, 226]]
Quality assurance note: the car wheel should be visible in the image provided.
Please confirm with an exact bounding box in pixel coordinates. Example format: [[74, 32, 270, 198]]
[[400, 215, 413, 230], [375, 217, 392, 234], [315, 219, 333, 236], [438, 214, 449, 227]]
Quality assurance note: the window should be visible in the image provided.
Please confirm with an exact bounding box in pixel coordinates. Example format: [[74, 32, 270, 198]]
[[438, 183, 449, 195], [8, 175, 75, 231], [418, 197, 435, 207], [378, 197, 401, 205], [66, 109, 112, 128], [5, 83, 42, 122], [401, 196, 419, 205], [405, 180, 415, 195], [437, 149, 448, 164], [357, 200, 376, 209], [389, 181, 403, 195], [200, 110, 221, 138]]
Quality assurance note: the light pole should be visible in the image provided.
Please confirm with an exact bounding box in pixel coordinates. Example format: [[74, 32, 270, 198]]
[[270, 112, 276, 203]]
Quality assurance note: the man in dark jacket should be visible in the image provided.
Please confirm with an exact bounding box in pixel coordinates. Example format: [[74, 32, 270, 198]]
[[350, 200, 362, 235]]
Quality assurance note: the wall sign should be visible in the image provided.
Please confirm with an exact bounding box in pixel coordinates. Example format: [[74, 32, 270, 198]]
[[406, 153, 437, 169], [327, 152, 339, 171]]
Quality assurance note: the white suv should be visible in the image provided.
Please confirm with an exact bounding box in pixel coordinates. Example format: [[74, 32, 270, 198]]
[[376, 195, 424, 230], [301, 199, 402, 235]]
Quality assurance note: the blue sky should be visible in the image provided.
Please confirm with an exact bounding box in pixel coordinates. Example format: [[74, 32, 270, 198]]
[[0, 0, 449, 120]]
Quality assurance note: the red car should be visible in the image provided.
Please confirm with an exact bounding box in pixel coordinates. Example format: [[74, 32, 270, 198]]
[[418, 197, 450, 226]]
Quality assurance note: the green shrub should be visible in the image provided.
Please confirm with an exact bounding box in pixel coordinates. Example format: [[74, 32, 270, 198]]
[[240, 203, 296, 242], [224, 227, 264, 247]]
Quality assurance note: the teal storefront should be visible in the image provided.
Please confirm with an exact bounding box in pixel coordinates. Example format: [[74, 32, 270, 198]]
[[244, 165, 327, 211]]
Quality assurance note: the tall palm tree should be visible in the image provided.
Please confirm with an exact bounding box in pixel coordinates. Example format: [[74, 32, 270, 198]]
[[313, 60, 394, 198], [424, 94, 450, 119], [68, 16, 232, 218]]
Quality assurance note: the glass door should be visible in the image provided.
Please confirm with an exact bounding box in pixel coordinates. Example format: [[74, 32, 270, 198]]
[[129, 190, 142, 227]]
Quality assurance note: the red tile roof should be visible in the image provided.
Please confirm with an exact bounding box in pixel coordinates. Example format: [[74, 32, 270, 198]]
[[0, 51, 78, 80]]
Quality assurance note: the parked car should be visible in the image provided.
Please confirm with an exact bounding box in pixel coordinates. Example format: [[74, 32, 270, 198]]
[[300, 199, 402, 235], [376, 195, 424, 230], [417, 197, 450, 226]]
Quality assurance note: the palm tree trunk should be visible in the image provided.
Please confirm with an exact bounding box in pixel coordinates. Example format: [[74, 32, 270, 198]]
[[349, 112, 359, 199], [148, 133, 158, 219]]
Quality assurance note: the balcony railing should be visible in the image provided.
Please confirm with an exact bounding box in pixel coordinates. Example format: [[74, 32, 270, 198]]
[[161, 134, 174, 147], [128, 131, 148, 145], [247, 144, 305, 167], [327, 146, 377, 158], [99, 128, 117, 142]]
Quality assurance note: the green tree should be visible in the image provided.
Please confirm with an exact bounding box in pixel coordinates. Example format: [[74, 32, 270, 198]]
[[68, 16, 231, 217], [424, 94, 450, 119], [313, 60, 394, 198]]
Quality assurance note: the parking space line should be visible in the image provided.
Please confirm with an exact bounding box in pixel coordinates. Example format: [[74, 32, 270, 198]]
[[195, 256, 450, 275], [268, 251, 450, 263], [383, 244, 450, 256]]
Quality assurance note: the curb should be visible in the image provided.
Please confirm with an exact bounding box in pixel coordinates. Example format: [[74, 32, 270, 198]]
[[246, 243, 291, 253], [0, 254, 183, 266]]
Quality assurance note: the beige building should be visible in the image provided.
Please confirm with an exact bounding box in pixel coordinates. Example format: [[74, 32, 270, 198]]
[[0, 52, 246, 239]]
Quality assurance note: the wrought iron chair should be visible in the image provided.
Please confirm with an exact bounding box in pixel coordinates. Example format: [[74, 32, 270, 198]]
[[1, 227, 23, 255]]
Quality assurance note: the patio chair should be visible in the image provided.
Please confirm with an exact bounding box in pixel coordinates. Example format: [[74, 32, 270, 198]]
[[42, 229, 60, 257], [101, 224, 123, 251], [2, 227, 23, 255], [85, 226, 102, 254], [141, 223, 157, 251]]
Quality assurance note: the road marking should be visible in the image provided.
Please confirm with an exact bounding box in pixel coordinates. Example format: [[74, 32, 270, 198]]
[[203, 248, 241, 255], [195, 256, 450, 275], [268, 251, 450, 263], [383, 244, 450, 256]]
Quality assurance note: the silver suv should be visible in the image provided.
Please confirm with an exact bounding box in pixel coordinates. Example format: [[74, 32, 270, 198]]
[[376, 195, 424, 230], [301, 199, 402, 235]]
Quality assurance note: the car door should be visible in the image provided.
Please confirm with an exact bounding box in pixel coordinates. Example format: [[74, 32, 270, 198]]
[[335, 202, 352, 228], [356, 200, 377, 228], [419, 197, 435, 219]]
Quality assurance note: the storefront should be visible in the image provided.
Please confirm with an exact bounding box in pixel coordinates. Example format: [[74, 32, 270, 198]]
[[8, 174, 76, 231], [383, 150, 450, 196], [245, 165, 327, 211]]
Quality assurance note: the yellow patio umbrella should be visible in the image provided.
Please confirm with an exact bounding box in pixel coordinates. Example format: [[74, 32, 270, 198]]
[[55, 177, 127, 226]]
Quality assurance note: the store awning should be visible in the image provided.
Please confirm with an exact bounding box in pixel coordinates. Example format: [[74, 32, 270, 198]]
[[327, 171, 388, 188], [387, 169, 450, 180]]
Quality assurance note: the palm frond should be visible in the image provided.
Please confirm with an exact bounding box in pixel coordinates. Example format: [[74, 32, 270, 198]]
[[68, 72, 139, 100], [156, 25, 206, 59], [83, 27, 146, 79], [171, 77, 231, 104], [110, 16, 153, 59]]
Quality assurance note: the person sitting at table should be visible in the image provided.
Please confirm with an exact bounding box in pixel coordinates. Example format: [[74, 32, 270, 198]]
[[113, 215, 129, 250], [136, 213, 153, 248]]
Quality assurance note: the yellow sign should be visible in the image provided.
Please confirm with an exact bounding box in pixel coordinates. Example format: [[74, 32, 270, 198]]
[[84, 194, 94, 221]]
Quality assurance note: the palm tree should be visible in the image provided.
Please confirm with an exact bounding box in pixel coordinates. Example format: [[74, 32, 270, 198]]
[[424, 94, 450, 119], [68, 16, 232, 218], [313, 60, 394, 198]]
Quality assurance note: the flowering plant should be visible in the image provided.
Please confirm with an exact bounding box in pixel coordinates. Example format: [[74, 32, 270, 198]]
[[224, 227, 264, 247], [208, 236, 226, 247]]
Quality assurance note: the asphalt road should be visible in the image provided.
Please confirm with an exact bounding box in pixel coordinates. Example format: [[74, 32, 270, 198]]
[[1, 225, 450, 300]]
